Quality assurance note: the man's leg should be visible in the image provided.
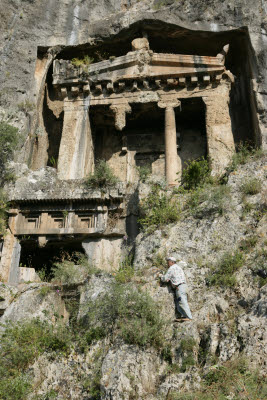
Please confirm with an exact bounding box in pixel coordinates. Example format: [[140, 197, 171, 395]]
[[175, 284, 192, 320]]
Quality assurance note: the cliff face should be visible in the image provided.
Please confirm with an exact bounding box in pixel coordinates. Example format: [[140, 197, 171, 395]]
[[0, 0, 266, 149], [0, 154, 266, 399]]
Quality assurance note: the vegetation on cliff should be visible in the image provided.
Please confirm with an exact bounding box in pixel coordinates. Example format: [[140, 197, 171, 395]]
[[85, 160, 118, 189], [0, 121, 19, 235]]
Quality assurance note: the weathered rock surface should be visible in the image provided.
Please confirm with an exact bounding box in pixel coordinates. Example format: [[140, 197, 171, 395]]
[[0, 283, 68, 326], [101, 343, 165, 400]]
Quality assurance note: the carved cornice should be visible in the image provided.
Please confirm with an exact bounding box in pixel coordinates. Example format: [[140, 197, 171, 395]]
[[53, 43, 232, 100]]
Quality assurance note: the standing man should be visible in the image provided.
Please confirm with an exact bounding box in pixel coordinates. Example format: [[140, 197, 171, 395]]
[[160, 256, 192, 322]]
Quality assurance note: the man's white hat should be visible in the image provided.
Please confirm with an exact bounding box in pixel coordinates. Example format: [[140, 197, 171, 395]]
[[166, 256, 176, 262]]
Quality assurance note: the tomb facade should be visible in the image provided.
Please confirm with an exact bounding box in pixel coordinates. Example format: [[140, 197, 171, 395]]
[[51, 38, 235, 184], [1, 37, 237, 284]]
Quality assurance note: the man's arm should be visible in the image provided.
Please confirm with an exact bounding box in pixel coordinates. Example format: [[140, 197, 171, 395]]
[[160, 268, 172, 282]]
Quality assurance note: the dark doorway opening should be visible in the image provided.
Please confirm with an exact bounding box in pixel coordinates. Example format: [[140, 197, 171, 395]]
[[177, 97, 207, 169], [19, 239, 85, 281], [126, 102, 165, 176]]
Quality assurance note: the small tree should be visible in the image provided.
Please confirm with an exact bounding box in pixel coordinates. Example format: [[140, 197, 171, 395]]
[[181, 157, 211, 190], [86, 160, 118, 188], [0, 122, 19, 184]]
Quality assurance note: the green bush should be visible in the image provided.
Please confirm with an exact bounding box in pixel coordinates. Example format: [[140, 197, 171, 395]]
[[239, 235, 258, 252], [0, 121, 19, 184], [0, 121, 19, 234], [227, 142, 265, 173], [137, 165, 151, 182], [0, 318, 72, 400], [138, 184, 180, 231], [71, 55, 94, 67], [82, 283, 168, 349], [38, 286, 52, 298], [170, 358, 267, 400], [187, 184, 231, 216], [206, 250, 244, 287], [52, 253, 97, 284], [180, 337, 196, 352], [86, 160, 118, 189], [181, 157, 211, 190], [179, 337, 197, 372], [115, 254, 134, 284], [0, 374, 31, 400], [241, 178, 262, 195], [0, 190, 7, 235], [151, 250, 168, 269], [80, 348, 103, 399], [17, 99, 34, 113]]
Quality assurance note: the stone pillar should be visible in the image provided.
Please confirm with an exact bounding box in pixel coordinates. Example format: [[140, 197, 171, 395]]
[[57, 96, 94, 180], [31, 130, 50, 170], [0, 209, 20, 283], [0, 232, 16, 282], [8, 239, 21, 285], [158, 100, 182, 185], [203, 94, 235, 175]]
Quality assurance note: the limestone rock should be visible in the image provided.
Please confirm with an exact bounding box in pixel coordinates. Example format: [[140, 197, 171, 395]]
[[0, 282, 18, 317], [0, 284, 68, 326], [101, 343, 165, 400]]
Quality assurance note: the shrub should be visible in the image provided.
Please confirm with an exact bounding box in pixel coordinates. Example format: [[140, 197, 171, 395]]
[[241, 178, 262, 195], [82, 283, 168, 349], [181, 354, 195, 372], [137, 165, 151, 182], [227, 142, 265, 173], [71, 55, 94, 67], [0, 121, 19, 184], [138, 184, 180, 231], [180, 337, 197, 372], [115, 254, 134, 284], [187, 184, 231, 216], [0, 318, 72, 400], [86, 160, 118, 188], [242, 200, 255, 217], [52, 253, 97, 284], [239, 235, 258, 252], [38, 286, 52, 298], [181, 157, 211, 190], [80, 349, 103, 399], [152, 250, 168, 269], [170, 358, 267, 400], [0, 374, 31, 400], [17, 99, 34, 113], [206, 250, 244, 287], [180, 337, 196, 352], [153, 0, 177, 10], [0, 190, 7, 235]]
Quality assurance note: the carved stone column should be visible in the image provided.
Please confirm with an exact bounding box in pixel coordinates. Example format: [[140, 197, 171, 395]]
[[158, 100, 182, 185], [0, 209, 20, 283], [58, 96, 94, 180], [203, 94, 235, 175]]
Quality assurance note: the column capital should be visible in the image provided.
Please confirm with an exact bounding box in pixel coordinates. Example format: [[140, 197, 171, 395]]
[[158, 99, 181, 109], [110, 102, 131, 131]]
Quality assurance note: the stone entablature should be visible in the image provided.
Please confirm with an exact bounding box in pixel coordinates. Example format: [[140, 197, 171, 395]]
[[8, 189, 125, 238], [10, 206, 106, 236], [53, 45, 230, 98]]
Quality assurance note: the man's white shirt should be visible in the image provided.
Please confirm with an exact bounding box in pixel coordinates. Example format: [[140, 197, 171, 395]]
[[161, 261, 187, 287]]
